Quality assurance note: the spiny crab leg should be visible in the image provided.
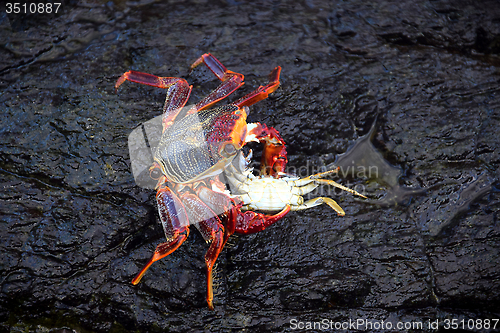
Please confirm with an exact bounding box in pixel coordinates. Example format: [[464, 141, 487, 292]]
[[115, 71, 192, 130], [234, 205, 291, 234], [131, 183, 190, 285], [190, 54, 280, 109], [234, 66, 281, 108], [190, 53, 237, 81], [191, 55, 286, 176], [180, 192, 225, 311], [189, 59, 285, 176], [191, 180, 293, 308], [131, 229, 189, 285], [188, 53, 244, 113], [115, 71, 186, 91]]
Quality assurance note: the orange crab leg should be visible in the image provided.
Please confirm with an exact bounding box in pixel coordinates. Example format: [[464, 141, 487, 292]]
[[115, 70, 192, 130], [132, 183, 190, 285], [188, 53, 244, 113], [181, 192, 226, 311], [229, 66, 285, 176], [190, 53, 238, 81], [131, 228, 189, 285], [115, 71, 186, 90], [195, 183, 237, 241], [191, 75, 244, 113], [192, 183, 292, 307], [234, 66, 281, 108]]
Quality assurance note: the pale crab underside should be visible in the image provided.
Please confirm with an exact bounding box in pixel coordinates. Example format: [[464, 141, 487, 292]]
[[224, 151, 367, 216]]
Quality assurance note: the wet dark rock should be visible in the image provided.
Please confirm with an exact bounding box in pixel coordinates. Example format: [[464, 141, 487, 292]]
[[1, 0, 499, 332]]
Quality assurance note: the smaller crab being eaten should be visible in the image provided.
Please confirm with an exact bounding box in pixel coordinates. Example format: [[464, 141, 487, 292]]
[[225, 151, 367, 222]]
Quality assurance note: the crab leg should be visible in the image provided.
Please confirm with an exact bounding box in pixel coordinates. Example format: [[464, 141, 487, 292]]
[[188, 53, 244, 113], [115, 71, 192, 130], [131, 182, 190, 285], [189, 54, 287, 176], [189, 75, 244, 113], [195, 183, 236, 240], [181, 192, 226, 311], [215, 65, 285, 176], [234, 205, 291, 234], [131, 229, 189, 285], [190, 53, 235, 81], [293, 169, 367, 199], [292, 197, 346, 216], [234, 66, 281, 108]]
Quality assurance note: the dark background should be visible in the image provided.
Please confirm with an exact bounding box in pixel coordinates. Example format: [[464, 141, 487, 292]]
[[1, 0, 499, 332]]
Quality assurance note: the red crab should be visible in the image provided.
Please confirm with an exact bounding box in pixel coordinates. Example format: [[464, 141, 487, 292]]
[[116, 54, 291, 310]]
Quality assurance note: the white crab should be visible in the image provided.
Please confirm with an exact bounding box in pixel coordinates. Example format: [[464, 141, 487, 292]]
[[224, 151, 367, 216]]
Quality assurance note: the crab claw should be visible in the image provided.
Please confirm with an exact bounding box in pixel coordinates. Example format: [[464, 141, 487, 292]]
[[245, 123, 288, 177]]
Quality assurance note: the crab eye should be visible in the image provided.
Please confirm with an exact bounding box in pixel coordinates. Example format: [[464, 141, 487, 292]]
[[150, 166, 162, 180], [221, 143, 237, 157]]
